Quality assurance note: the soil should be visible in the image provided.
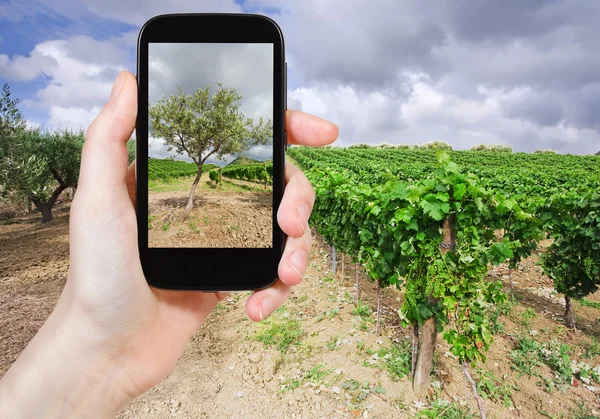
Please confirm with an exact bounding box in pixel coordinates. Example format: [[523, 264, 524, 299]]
[[1, 205, 600, 418], [148, 181, 272, 248]]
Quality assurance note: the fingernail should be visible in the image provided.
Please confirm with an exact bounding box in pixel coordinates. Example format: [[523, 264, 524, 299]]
[[260, 297, 275, 320], [110, 71, 125, 101], [290, 250, 307, 280], [297, 203, 310, 234], [258, 304, 264, 321]]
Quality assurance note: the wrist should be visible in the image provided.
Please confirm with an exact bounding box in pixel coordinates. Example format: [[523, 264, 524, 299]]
[[0, 295, 133, 418]]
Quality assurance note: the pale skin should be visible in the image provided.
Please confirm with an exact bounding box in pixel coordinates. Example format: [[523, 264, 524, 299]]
[[0, 71, 338, 417]]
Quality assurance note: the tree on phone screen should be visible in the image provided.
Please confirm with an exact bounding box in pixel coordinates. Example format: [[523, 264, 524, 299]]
[[149, 83, 272, 221]]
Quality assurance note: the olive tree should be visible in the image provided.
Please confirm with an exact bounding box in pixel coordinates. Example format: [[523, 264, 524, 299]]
[[149, 83, 272, 220]]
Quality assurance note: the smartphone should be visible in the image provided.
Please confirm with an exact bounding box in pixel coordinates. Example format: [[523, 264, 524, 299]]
[[136, 14, 286, 291]]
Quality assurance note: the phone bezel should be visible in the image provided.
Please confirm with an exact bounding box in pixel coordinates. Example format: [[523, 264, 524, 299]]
[[136, 14, 286, 291]]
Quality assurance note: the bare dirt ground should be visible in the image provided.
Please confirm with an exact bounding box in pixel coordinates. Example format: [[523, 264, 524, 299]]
[[1, 205, 599, 418], [148, 176, 272, 248]]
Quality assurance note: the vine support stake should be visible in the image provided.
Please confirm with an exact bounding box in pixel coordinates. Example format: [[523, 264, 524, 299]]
[[355, 263, 360, 305], [462, 361, 487, 419], [376, 280, 382, 335], [564, 295, 576, 329], [331, 245, 337, 277], [413, 216, 454, 396], [411, 324, 419, 379]]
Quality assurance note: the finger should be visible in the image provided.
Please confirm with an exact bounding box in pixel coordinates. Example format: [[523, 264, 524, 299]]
[[277, 162, 315, 238], [245, 280, 291, 322], [286, 110, 338, 146], [126, 159, 136, 207], [78, 71, 137, 194], [278, 226, 311, 287]]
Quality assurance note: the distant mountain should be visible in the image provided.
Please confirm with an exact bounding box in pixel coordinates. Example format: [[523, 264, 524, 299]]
[[226, 156, 261, 167], [596, 150, 600, 155]]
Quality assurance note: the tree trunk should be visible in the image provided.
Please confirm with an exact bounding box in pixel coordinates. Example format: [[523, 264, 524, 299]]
[[182, 166, 203, 221], [413, 317, 437, 396], [564, 295, 575, 329], [376, 280, 382, 335], [331, 245, 337, 276], [508, 266, 513, 293], [32, 183, 67, 223], [413, 216, 454, 396], [462, 361, 487, 419], [412, 324, 419, 379], [40, 204, 53, 223], [341, 254, 345, 280], [355, 263, 360, 305]]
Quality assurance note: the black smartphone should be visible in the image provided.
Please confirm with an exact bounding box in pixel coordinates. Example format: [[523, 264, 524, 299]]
[[136, 14, 286, 291]]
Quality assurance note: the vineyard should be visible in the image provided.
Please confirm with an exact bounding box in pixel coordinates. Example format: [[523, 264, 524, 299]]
[[288, 145, 600, 416], [209, 161, 273, 186], [148, 158, 216, 180]]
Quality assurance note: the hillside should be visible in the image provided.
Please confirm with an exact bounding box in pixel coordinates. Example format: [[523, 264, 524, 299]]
[[226, 156, 261, 167]]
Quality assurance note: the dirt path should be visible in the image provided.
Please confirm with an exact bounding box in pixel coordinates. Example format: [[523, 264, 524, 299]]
[[148, 187, 272, 248], [1, 207, 599, 418]]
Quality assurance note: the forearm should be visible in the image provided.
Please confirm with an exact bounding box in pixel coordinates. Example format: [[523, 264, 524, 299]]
[[0, 296, 133, 418]]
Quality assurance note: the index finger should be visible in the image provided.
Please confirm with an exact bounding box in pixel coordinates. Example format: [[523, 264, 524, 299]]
[[286, 109, 338, 146]]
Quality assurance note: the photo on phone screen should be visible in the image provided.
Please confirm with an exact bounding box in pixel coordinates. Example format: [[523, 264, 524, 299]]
[[147, 43, 273, 249]]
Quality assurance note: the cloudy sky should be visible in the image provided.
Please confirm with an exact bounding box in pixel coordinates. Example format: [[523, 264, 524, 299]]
[[1, 0, 599, 155], [149, 43, 273, 164]]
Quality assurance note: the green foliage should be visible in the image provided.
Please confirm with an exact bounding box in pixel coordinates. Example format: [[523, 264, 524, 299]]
[[289, 144, 600, 368], [1, 128, 83, 218], [149, 158, 200, 180], [414, 400, 474, 419], [221, 161, 272, 184], [126, 138, 135, 164], [254, 316, 303, 353], [208, 167, 222, 185], [577, 298, 600, 309], [149, 83, 272, 166], [540, 192, 600, 302], [364, 340, 412, 380], [509, 335, 573, 387], [475, 369, 518, 407]]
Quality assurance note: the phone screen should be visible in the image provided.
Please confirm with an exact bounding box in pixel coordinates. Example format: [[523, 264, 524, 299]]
[[147, 43, 274, 249]]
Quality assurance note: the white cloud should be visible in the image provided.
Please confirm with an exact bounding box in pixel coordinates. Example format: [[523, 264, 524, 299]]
[[48, 105, 102, 131]]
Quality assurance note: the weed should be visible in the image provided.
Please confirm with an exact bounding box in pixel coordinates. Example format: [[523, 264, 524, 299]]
[[570, 401, 599, 419], [352, 300, 373, 318], [521, 307, 537, 327], [305, 364, 331, 384], [322, 276, 334, 283], [280, 377, 301, 393], [475, 369, 518, 407], [161, 220, 170, 231], [255, 316, 303, 353], [188, 221, 199, 233], [581, 339, 600, 360], [415, 399, 474, 419], [509, 335, 542, 376], [316, 307, 340, 322], [326, 335, 340, 351], [203, 216, 210, 224], [148, 215, 154, 230], [228, 224, 240, 232], [577, 298, 600, 309], [364, 340, 412, 380]]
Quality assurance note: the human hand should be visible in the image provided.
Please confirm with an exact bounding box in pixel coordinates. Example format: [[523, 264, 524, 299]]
[[0, 71, 338, 418]]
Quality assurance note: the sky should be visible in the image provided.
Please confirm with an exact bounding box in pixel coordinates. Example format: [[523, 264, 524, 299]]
[[148, 43, 273, 164], [1, 0, 599, 155]]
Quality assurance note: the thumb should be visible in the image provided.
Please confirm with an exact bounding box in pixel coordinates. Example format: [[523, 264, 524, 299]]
[[78, 71, 137, 196]]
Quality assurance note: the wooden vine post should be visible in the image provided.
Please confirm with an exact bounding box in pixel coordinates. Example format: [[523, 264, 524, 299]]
[[413, 216, 454, 396], [355, 263, 360, 305]]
